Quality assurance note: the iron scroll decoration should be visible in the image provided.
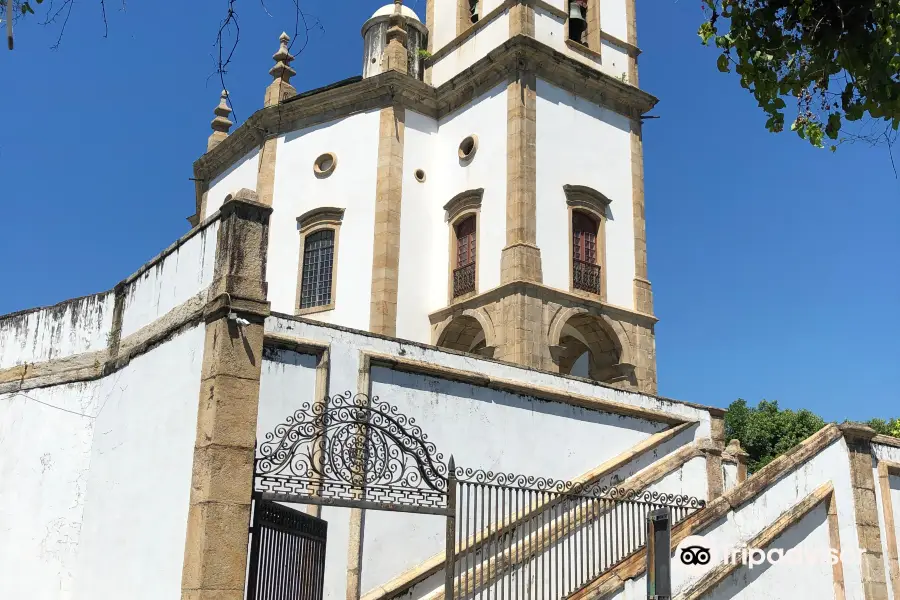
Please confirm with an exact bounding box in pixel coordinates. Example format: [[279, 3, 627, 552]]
[[454, 468, 706, 509], [256, 391, 449, 510]]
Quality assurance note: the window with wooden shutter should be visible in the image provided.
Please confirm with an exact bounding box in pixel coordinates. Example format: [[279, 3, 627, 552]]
[[453, 216, 476, 297], [572, 212, 601, 294]]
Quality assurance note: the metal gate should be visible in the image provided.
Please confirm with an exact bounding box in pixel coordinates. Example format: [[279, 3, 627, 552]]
[[252, 391, 706, 600], [246, 497, 328, 600]]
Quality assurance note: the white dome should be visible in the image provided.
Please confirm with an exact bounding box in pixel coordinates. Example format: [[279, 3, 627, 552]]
[[370, 4, 421, 22]]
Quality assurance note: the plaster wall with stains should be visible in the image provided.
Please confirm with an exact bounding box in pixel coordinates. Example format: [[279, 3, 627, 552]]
[[0, 326, 204, 600]]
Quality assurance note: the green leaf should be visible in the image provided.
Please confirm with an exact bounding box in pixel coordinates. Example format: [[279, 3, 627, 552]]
[[717, 54, 730, 73], [22, 2, 35, 14], [773, 98, 786, 110], [826, 113, 841, 140], [699, 22, 716, 46]]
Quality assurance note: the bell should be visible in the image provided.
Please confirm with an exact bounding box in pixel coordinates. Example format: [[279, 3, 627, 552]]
[[569, 1, 585, 21]]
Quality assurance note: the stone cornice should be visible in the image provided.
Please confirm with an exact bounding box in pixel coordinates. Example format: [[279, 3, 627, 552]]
[[296, 206, 346, 232], [428, 279, 658, 326], [564, 184, 612, 216], [443, 188, 484, 222], [192, 35, 659, 186]]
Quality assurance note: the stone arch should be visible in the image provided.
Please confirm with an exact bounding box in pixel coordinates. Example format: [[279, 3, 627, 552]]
[[547, 307, 634, 383], [437, 312, 492, 355]]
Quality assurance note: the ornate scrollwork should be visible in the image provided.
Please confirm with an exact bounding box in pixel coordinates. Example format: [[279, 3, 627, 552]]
[[455, 467, 706, 509], [255, 391, 449, 509]]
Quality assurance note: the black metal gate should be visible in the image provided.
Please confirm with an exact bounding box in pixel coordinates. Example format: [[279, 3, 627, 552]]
[[246, 497, 328, 600]]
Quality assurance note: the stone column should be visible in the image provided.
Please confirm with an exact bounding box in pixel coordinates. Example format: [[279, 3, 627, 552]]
[[725, 439, 750, 483], [631, 118, 653, 315], [703, 413, 727, 501], [181, 190, 272, 600], [369, 2, 408, 337], [840, 423, 890, 600], [509, 1, 534, 37]]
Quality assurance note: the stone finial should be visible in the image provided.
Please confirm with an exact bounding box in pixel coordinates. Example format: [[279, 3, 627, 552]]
[[726, 439, 748, 458], [264, 32, 297, 107], [208, 90, 233, 152], [383, 0, 409, 74]]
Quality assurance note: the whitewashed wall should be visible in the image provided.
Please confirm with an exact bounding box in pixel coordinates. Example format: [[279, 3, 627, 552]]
[[433, 84, 508, 296], [618, 439, 862, 600], [598, 0, 628, 44], [0, 293, 114, 369], [72, 326, 203, 599], [120, 219, 219, 337], [267, 111, 381, 327], [0, 326, 204, 600], [430, 10, 510, 87], [204, 148, 260, 218], [430, 0, 460, 53], [723, 461, 739, 492], [535, 79, 635, 310], [398, 111, 440, 343], [0, 381, 102, 599]]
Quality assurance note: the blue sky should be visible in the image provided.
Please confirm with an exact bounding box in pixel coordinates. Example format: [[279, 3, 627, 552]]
[[0, 1, 897, 420]]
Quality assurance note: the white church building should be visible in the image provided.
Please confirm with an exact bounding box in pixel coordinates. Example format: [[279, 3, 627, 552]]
[[1, 2, 898, 600]]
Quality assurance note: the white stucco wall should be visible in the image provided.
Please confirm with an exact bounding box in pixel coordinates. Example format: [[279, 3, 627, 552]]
[[0, 293, 115, 369], [625, 439, 862, 599], [723, 461, 739, 492], [873, 443, 900, 600], [397, 111, 441, 343], [72, 326, 204, 599], [431, 0, 459, 53], [120, 219, 219, 337], [430, 10, 510, 87], [0, 381, 103, 599], [535, 79, 635, 310], [0, 326, 204, 600], [267, 111, 381, 328], [204, 148, 260, 218], [598, 0, 628, 44], [434, 84, 508, 295]]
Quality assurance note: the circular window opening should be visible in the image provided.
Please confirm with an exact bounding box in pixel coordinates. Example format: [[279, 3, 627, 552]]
[[414, 169, 426, 183], [458, 135, 478, 161], [314, 152, 337, 178]]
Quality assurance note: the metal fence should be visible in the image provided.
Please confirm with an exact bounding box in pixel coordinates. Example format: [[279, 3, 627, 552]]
[[449, 474, 703, 600]]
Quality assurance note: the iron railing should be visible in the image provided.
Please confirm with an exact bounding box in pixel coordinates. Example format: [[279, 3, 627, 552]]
[[449, 475, 703, 600], [454, 263, 476, 297], [246, 497, 328, 600], [573, 260, 601, 294]]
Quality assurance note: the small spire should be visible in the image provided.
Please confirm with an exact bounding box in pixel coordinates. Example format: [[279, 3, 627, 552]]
[[208, 90, 233, 152], [384, 0, 409, 74], [265, 32, 297, 106]]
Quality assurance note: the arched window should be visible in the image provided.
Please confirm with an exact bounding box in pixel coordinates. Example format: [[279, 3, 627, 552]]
[[568, 0, 587, 44], [453, 215, 477, 297], [572, 211, 601, 294], [299, 229, 336, 309]]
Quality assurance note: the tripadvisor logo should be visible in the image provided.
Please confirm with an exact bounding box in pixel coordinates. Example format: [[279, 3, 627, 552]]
[[675, 535, 858, 574]]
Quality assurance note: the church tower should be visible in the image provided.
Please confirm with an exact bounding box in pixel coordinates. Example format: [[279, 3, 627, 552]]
[[191, 0, 659, 393]]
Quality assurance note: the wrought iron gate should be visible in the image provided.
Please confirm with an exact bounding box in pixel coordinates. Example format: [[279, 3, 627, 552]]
[[246, 497, 328, 600], [252, 391, 706, 600]]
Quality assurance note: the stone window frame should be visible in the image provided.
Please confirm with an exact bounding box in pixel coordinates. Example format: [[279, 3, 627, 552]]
[[295, 207, 345, 316], [564, 184, 609, 302], [564, 0, 601, 55], [444, 188, 484, 304], [457, 0, 483, 36], [877, 459, 900, 600]]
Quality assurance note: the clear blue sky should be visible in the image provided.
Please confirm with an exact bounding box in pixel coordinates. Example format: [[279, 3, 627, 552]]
[[1, 1, 897, 420]]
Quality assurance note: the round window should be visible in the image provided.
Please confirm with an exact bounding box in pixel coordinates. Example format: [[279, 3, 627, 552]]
[[458, 135, 478, 162], [414, 169, 426, 183], [314, 153, 337, 178]]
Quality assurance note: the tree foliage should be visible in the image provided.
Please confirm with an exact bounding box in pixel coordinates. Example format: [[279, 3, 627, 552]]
[[724, 399, 826, 472], [699, 0, 900, 150], [866, 417, 900, 437]]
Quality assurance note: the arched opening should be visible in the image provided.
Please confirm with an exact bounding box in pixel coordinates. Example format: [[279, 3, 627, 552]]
[[437, 315, 487, 355], [555, 313, 620, 382], [453, 215, 477, 298]]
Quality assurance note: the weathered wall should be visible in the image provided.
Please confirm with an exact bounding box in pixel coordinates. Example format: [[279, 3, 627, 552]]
[[72, 326, 204, 599], [203, 148, 260, 218], [0, 326, 205, 600], [873, 442, 900, 600], [0, 293, 114, 369], [267, 110, 381, 325], [535, 79, 635, 310], [120, 220, 218, 337], [622, 438, 862, 599]]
